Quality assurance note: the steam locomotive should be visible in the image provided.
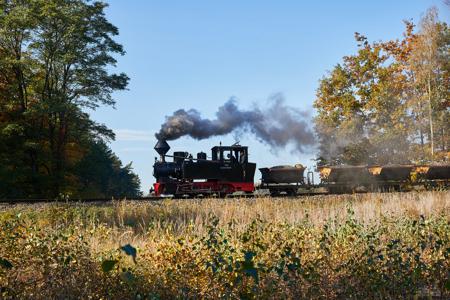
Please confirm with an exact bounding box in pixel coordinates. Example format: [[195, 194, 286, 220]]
[[153, 140, 256, 197], [152, 140, 450, 197]]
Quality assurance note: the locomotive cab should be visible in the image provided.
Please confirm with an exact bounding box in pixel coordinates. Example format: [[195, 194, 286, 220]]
[[211, 145, 248, 164]]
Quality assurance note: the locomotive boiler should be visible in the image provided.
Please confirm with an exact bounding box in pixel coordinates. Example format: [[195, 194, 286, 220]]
[[153, 140, 256, 197]]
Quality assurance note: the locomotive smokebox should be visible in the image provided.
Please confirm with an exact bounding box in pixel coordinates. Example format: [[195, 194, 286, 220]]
[[154, 139, 170, 161]]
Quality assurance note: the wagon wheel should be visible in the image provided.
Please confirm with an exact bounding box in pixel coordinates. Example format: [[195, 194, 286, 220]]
[[217, 192, 227, 198]]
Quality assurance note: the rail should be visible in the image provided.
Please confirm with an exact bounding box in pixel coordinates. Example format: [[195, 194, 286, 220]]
[[0, 196, 167, 204]]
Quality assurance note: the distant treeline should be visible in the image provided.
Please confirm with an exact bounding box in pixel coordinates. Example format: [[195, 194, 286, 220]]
[[314, 7, 449, 165], [0, 0, 141, 199]]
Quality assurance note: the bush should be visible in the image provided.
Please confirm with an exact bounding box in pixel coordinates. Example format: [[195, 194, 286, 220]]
[[0, 193, 449, 299]]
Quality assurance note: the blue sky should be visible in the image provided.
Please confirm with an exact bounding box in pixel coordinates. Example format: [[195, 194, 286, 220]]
[[91, 0, 449, 192]]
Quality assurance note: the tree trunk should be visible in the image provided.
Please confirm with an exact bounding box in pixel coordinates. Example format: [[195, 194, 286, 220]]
[[427, 76, 434, 160], [54, 111, 68, 197], [13, 36, 27, 112], [48, 113, 58, 196], [417, 101, 425, 159], [441, 126, 445, 153], [439, 112, 446, 153]]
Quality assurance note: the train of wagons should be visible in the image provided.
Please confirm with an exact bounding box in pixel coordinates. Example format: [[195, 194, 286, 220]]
[[152, 140, 450, 197]]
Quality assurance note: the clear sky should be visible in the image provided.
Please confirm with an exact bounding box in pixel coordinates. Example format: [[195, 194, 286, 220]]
[[91, 0, 449, 193]]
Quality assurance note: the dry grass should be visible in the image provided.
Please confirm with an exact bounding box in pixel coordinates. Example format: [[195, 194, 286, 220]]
[[105, 191, 449, 229], [2, 191, 448, 247]]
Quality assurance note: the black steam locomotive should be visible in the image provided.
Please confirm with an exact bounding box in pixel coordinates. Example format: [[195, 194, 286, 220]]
[[153, 140, 256, 197]]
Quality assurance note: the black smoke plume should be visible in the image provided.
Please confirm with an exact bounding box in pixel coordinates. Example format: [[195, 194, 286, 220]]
[[155, 94, 316, 153]]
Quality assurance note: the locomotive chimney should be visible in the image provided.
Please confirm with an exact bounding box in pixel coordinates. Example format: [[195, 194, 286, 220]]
[[154, 140, 170, 162]]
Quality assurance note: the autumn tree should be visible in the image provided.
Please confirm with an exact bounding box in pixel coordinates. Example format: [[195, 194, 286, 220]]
[[314, 7, 449, 165], [314, 34, 410, 165], [407, 8, 445, 159]]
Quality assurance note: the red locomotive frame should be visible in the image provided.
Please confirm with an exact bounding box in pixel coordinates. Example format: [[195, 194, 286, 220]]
[[153, 181, 254, 197]]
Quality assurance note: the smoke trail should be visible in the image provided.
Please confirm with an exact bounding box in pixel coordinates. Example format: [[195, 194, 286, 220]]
[[155, 94, 316, 153]]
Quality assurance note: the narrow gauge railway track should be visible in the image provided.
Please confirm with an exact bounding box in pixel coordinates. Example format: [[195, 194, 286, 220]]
[[0, 192, 327, 204], [0, 196, 167, 204], [2, 186, 446, 205], [0, 194, 278, 204]]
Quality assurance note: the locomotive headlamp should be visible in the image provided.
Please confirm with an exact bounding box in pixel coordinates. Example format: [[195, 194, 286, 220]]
[[154, 140, 170, 161]]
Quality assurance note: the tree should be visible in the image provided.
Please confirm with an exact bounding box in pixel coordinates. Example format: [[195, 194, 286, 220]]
[[75, 140, 142, 199], [314, 62, 363, 165], [0, 0, 140, 198], [409, 8, 440, 158], [314, 34, 410, 165]]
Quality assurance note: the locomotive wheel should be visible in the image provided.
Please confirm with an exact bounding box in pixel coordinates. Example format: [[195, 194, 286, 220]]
[[217, 192, 226, 198], [270, 191, 279, 197], [286, 190, 296, 196]]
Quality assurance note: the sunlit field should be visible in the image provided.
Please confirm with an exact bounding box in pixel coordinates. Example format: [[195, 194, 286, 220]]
[[1, 191, 449, 299]]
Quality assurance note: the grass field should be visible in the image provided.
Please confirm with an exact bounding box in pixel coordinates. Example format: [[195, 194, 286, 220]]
[[1, 191, 449, 299]]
